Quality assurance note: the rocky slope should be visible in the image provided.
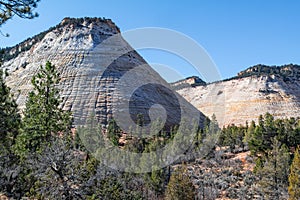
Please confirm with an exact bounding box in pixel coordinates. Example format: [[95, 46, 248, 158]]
[[174, 64, 300, 127], [2, 18, 299, 129], [1, 17, 205, 129]]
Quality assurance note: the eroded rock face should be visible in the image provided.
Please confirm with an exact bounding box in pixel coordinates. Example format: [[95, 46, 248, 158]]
[[175, 65, 300, 127], [1, 17, 205, 129]]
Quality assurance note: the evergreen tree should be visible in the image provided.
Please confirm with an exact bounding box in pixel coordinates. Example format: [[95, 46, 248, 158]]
[[288, 146, 300, 200], [209, 114, 219, 135], [257, 138, 290, 200], [248, 123, 264, 155], [286, 118, 300, 148], [75, 113, 104, 156], [244, 120, 256, 149], [0, 68, 22, 197], [165, 164, 195, 200], [107, 119, 120, 146], [14, 61, 72, 158], [263, 113, 276, 148], [219, 125, 234, 150], [0, 69, 20, 151], [0, 0, 40, 27], [274, 119, 286, 145], [248, 113, 278, 156], [219, 124, 246, 152]]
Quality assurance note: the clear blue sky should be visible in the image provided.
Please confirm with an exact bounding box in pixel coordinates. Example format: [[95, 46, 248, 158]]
[[1, 0, 300, 82]]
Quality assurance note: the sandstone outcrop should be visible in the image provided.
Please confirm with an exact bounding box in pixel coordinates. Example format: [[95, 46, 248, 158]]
[[174, 64, 300, 127], [3, 18, 298, 129], [1, 17, 205, 129]]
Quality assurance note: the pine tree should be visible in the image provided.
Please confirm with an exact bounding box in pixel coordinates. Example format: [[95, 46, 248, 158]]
[[165, 164, 195, 200], [248, 123, 264, 155], [209, 114, 219, 135], [286, 118, 300, 148], [107, 119, 120, 146], [288, 146, 300, 200], [244, 120, 256, 150], [257, 138, 290, 200], [248, 113, 277, 156], [14, 61, 72, 158], [0, 68, 22, 196], [0, 0, 40, 27], [0, 69, 21, 151], [263, 113, 276, 148]]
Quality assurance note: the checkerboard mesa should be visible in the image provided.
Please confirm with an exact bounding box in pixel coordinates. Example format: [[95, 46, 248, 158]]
[[1, 17, 206, 130]]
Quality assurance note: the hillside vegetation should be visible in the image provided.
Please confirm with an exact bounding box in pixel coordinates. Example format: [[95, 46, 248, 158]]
[[0, 61, 300, 199]]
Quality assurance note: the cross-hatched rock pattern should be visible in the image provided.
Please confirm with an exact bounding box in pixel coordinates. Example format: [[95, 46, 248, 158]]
[[1, 17, 205, 129]]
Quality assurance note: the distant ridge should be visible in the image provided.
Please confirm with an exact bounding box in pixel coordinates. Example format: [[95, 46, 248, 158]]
[[175, 64, 300, 126], [236, 64, 300, 78], [171, 64, 300, 87]]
